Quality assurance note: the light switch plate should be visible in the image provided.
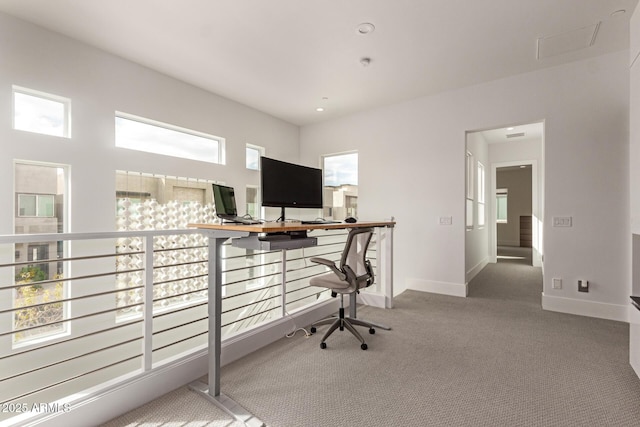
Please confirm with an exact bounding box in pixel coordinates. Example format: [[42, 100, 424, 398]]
[[439, 216, 453, 225]]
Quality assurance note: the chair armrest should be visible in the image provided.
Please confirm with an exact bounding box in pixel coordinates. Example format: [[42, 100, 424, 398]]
[[310, 257, 346, 281]]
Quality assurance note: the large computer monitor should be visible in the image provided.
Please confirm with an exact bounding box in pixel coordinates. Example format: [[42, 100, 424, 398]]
[[260, 156, 323, 221]]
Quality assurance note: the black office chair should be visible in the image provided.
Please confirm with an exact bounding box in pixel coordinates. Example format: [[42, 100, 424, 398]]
[[309, 227, 380, 350]]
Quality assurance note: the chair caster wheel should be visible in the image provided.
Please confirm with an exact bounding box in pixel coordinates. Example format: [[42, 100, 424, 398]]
[[369, 328, 375, 334], [310, 327, 316, 334], [320, 342, 327, 349], [361, 343, 368, 350]]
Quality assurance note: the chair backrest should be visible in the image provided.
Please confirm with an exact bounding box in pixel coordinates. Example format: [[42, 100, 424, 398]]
[[339, 227, 375, 289]]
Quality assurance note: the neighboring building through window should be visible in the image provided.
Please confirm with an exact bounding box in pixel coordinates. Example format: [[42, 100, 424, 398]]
[[322, 152, 358, 220], [13, 86, 71, 138], [17, 194, 55, 217], [115, 171, 217, 319], [115, 113, 225, 164], [13, 162, 68, 344]]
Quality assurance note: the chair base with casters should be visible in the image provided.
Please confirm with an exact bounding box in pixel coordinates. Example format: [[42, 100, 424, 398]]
[[309, 227, 388, 350], [310, 294, 377, 350]]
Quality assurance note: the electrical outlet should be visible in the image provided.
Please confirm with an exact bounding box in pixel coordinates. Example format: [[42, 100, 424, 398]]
[[578, 279, 589, 292], [552, 278, 562, 289]]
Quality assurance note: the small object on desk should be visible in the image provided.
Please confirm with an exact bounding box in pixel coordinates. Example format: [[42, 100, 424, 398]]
[[344, 216, 357, 223], [301, 218, 340, 225]]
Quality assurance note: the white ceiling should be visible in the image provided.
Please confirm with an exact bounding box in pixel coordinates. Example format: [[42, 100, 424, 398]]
[[0, 0, 637, 126]]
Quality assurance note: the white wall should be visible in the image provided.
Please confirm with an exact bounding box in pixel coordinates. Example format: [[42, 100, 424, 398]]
[[0, 12, 300, 236], [629, 5, 640, 378], [300, 50, 630, 320]]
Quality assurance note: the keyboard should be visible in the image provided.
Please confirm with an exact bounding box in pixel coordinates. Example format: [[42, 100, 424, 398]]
[[224, 216, 262, 225], [301, 219, 341, 225]]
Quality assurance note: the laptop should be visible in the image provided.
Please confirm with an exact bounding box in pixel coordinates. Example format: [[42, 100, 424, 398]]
[[212, 184, 261, 224]]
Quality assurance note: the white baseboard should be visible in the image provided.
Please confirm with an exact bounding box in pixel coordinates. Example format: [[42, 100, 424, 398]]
[[12, 299, 339, 427], [466, 257, 489, 283], [541, 292, 629, 322], [357, 291, 386, 308], [406, 278, 468, 297]]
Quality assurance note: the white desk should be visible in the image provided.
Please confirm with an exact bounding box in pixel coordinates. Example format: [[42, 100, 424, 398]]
[[187, 221, 395, 426]]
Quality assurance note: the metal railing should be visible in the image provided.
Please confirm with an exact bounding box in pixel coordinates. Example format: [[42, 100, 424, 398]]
[[0, 227, 378, 423]]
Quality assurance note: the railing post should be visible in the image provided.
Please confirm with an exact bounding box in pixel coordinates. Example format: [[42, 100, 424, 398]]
[[142, 234, 154, 371], [280, 250, 287, 317]]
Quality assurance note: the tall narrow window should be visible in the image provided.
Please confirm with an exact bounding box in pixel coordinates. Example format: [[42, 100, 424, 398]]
[[497, 189, 508, 223], [14, 162, 68, 344], [466, 151, 474, 229], [115, 171, 216, 319], [477, 162, 485, 227], [115, 113, 225, 164], [13, 86, 71, 138], [246, 144, 264, 170], [246, 185, 259, 219], [322, 152, 358, 219]]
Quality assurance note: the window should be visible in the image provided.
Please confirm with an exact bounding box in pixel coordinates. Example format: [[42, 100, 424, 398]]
[[322, 152, 358, 219], [246, 144, 264, 170], [477, 162, 485, 227], [466, 152, 474, 228], [13, 86, 71, 138], [115, 171, 216, 319], [497, 189, 508, 223], [115, 113, 225, 164], [18, 194, 55, 217], [14, 162, 68, 344], [246, 185, 259, 218]]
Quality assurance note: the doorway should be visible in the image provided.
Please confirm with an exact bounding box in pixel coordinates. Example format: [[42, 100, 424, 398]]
[[496, 164, 533, 265], [465, 121, 544, 284]]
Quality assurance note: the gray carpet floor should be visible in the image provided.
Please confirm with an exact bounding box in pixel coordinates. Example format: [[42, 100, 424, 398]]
[[102, 248, 640, 426]]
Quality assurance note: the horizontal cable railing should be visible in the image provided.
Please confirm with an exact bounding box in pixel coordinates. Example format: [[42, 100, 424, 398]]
[[0, 227, 381, 424]]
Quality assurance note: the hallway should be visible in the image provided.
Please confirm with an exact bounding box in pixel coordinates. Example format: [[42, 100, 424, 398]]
[[468, 246, 542, 305]]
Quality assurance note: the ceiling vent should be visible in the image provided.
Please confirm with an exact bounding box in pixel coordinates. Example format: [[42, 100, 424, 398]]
[[537, 22, 600, 60], [506, 132, 525, 138]]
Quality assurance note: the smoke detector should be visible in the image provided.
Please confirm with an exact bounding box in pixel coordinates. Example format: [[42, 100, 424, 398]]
[[357, 23, 375, 35]]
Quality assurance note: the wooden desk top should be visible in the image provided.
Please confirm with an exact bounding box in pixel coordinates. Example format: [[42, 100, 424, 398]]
[[188, 220, 395, 234]]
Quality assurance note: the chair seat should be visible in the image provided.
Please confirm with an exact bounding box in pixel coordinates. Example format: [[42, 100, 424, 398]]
[[309, 272, 354, 292]]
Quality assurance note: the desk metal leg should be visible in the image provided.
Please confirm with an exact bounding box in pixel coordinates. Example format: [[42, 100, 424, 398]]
[[189, 237, 265, 427]]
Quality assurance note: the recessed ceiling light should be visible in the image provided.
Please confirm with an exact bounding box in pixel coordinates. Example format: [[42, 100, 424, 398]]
[[611, 9, 626, 17], [316, 107, 324, 112], [507, 127, 515, 130], [357, 23, 375, 35]]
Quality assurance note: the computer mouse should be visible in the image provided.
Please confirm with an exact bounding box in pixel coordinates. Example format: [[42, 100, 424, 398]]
[[344, 216, 357, 223]]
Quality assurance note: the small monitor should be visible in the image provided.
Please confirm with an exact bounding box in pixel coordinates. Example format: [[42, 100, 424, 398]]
[[212, 184, 238, 218]]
